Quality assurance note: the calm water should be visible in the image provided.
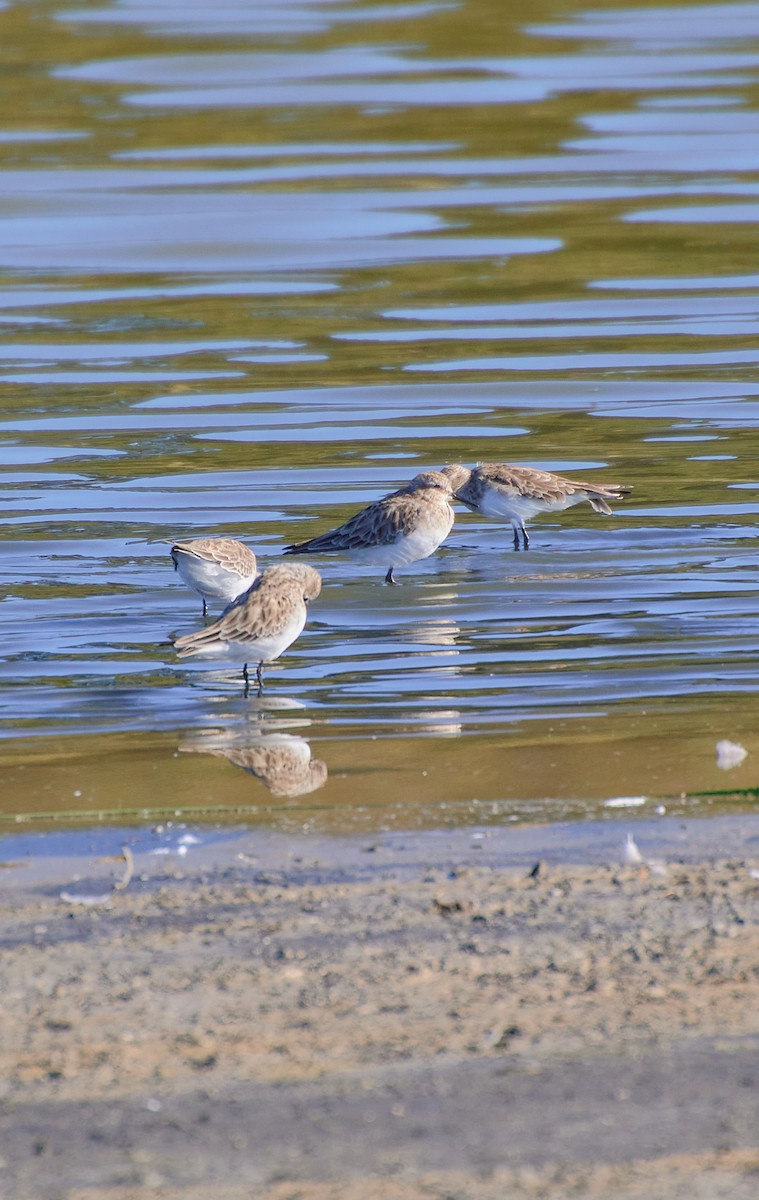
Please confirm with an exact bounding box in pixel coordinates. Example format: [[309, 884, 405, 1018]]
[[2, 0, 759, 834]]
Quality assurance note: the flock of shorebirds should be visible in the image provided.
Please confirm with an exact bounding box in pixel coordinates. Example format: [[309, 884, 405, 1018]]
[[171, 462, 630, 696]]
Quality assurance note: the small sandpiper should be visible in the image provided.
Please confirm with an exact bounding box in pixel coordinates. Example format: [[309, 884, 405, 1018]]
[[172, 562, 321, 696], [283, 465, 470, 583], [453, 463, 630, 550], [170, 537, 258, 616]]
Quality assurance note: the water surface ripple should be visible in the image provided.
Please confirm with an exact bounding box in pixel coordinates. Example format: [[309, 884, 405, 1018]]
[[1, 0, 759, 833]]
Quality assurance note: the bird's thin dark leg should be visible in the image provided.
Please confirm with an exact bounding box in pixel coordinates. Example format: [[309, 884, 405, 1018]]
[[256, 662, 264, 696], [202, 598, 208, 617], [522, 524, 530, 550], [384, 566, 396, 584], [242, 663, 250, 698], [512, 525, 520, 552]]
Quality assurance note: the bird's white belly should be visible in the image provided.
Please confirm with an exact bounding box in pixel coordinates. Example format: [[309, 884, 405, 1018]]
[[392, 518, 451, 564], [481, 490, 579, 522], [346, 513, 452, 568], [176, 556, 256, 603]]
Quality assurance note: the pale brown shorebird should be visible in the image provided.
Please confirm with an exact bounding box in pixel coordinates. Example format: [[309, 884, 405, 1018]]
[[172, 562, 321, 696], [453, 464, 631, 550], [283, 465, 471, 583], [170, 537, 258, 616]]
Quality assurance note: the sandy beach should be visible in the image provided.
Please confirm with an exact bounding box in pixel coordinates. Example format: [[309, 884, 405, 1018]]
[[2, 816, 759, 1199]]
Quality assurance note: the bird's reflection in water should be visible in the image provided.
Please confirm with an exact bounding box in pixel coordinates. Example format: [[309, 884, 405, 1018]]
[[180, 726, 328, 798], [397, 615, 461, 652], [409, 616, 460, 648], [412, 709, 462, 736]]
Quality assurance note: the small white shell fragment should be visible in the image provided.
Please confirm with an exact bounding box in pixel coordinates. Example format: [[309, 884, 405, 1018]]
[[623, 833, 644, 865], [716, 739, 748, 770], [604, 796, 646, 809]]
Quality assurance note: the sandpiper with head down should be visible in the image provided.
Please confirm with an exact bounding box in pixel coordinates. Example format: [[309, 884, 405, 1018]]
[[170, 537, 258, 616], [172, 562, 321, 696], [283, 464, 471, 583], [454, 463, 630, 550]]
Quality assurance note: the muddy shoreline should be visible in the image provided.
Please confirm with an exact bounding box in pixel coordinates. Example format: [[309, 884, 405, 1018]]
[[3, 816, 759, 1199]]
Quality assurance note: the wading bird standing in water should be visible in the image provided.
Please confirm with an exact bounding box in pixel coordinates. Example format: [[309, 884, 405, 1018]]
[[170, 537, 258, 616], [453, 463, 630, 550], [283, 465, 471, 583], [173, 562, 321, 696]]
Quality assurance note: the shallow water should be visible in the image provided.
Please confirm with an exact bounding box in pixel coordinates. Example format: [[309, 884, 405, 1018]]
[[2, 0, 759, 836]]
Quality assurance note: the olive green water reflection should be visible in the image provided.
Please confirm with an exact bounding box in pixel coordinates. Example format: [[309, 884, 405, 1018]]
[[2, 0, 759, 832], [4, 696, 759, 833]]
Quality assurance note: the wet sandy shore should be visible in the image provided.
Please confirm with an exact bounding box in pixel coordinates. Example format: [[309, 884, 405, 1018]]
[[3, 816, 759, 1199]]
